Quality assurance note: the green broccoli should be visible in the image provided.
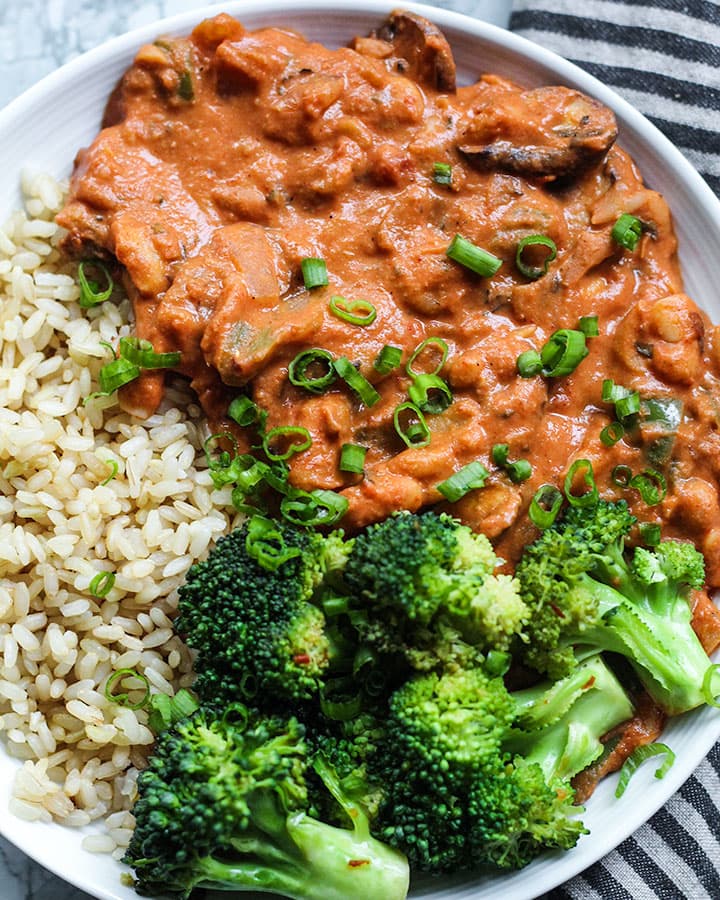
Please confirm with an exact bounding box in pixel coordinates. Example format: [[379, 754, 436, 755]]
[[123, 704, 409, 900], [344, 511, 528, 668], [371, 666, 586, 874], [517, 498, 715, 714], [176, 515, 351, 706]]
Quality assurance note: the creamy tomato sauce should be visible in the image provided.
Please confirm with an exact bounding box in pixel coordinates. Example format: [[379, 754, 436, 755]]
[[58, 12, 720, 597]]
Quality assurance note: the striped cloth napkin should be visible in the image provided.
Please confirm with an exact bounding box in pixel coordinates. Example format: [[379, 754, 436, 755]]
[[510, 2, 720, 898]]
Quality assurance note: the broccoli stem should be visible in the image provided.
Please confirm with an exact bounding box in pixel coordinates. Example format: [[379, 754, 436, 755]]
[[194, 814, 409, 900]]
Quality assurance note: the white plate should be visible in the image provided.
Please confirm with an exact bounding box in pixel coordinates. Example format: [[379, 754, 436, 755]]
[[1, 2, 719, 899]]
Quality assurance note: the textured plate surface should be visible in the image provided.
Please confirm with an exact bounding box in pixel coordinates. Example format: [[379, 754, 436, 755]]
[[0, 2, 719, 899]]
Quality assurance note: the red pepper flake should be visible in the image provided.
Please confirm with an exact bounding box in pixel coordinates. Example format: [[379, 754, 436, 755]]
[[348, 859, 370, 868], [293, 653, 311, 665], [581, 675, 596, 690], [550, 603, 566, 619]]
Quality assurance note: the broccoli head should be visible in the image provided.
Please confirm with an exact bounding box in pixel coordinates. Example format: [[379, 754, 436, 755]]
[[176, 516, 351, 706], [371, 666, 585, 873], [517, 498, 715, 714], [124, 704, 409, 900], [344, 511, 528, 667]]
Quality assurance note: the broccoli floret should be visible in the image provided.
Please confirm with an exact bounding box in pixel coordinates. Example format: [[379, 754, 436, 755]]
[[176, 516, 351, 706], [344, 511, 528, 666], [517, 499, 714, 714], [123, 705, 409, 900], [371, 666, 585, 874], [504, 654, 635, 781]]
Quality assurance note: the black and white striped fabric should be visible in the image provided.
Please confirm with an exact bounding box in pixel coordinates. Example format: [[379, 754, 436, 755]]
[[510, 2, 720, 897], [511, 0, 720, 197]]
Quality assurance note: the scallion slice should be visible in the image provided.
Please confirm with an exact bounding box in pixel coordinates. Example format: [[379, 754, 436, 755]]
[[104, 668, 150, 710], [393, 402, 431, 448], [515, 234, 557, 280], [288, 348, 336, 394], [529, 484, 563, 529], [329, 295, 377, 327], [203, 432, 238, 484], [432, 162, 452, 185], [701, 664, 720, 708], [436, 460, 489, 502], [407, 373, 453, 414], [301, 257, 329, 289], [89, 571, 115, 598], [97, 357, 141, 395], [333, 357, 380, 407], [600, 421, 625, 447], [612, 214, 643, 252], [506, 459, 532, 483], [78, 259, 114, 308], [564, 459, 599, 508], [616, 392, 641, 421], [611, 464, 633, 488], [629, 468, 667, 506], [373, 345, 402, 375], [228, 395, 259, 427], [446, 234, 502, 277], [339, 443, 367, 474], [578, 315, 599, 337], [148, 688, 199, 734], [517, 349, 543, 378], [540, 329, 589, 377], [492, 444, 510, 467], [178, 70, 194, 101], [615, 743, 675, 798], [262, 426, 312, 461], [280, 488, 348, 527], [118, 337, 181, 369], [406, 337, 449, 378], [245, 514, 302, 571], [638, 522, 661, 547], [100, 460, 119, 485]]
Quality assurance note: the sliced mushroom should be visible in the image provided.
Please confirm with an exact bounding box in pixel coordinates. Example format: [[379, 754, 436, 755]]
[[372, 9, 456, 93], [459, 87, 617, 178]]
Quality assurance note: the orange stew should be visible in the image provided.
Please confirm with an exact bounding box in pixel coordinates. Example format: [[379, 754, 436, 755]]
[[58, 12, 720, 595]]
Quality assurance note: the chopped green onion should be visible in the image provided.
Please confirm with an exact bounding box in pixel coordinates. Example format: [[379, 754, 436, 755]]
[[104, 668, 150, 710], [616, 392, 640, 421], [96, 357, 141, 396], [280, 488, 348, 527], [600, 421, 625, 446], [245, 514, 302, 571], [339, 443, 367, 474], [148, 688, 199, 733], [393, 402, 431, 448], [262, 426, 312, 462], [178, 70, 194, 101], [446, 234, 502, 277], [506, 459, 532, 483], [564, 459, 599, 508], [485, 650, 512, 677], [492, 444, 510, 467], [407, 373, 453, 414], [638, 522, 661, 547], [118, 337, 181, 369], [373, 344, 402, 375], [203, 432, 237, 483], [578, 315, 599, 337], [228, 395, 258, 427], [78, 260, 113, 308], [301, 257, 328, 289], [436, 460, 489, 502], [611, 464, 633, 488], [406, 337, 449, 378], [517, 349, 543, 378], [701, 664, 720, 708], [629, 468, 667, 506], [540, 329, 589, 377], [322, 596, 350, 617], [288, 348, 337, 394], [89, 571, 115, 599], [515, 234, 557, 280], [329, 295, 377, 327], [333, 357, 380, 407], [615, 743, 675, 798], [529, 484, 563, 529], [319, 679, 363, 721], [612, 214, 643, 252], [432, 162, 452, 185], [100, 460, 119, 485]]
